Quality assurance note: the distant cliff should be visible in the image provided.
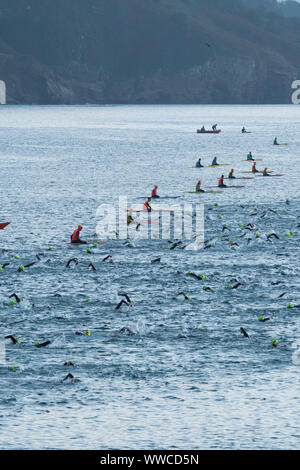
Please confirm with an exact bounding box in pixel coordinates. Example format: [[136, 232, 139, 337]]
[[0, 0, 300, 104]]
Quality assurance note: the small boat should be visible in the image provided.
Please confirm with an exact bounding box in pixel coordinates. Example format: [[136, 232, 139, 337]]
[[0, 222, 10, 230], [197, 129, 221, 134]]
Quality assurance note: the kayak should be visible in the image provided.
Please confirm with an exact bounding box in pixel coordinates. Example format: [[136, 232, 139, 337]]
[[197, 130, 221, 134], [64, 240, 107, 245], [184, 190, 224, 194], [274, 143, 288, 146], [133, 209, 177, 213], [0, 222, 10, 230], [136, 196, 180, 200], [256, 174, 284, 177], [225, 177, 254, 180], [188, 164, 231, 168], [242, 170, 274, 174], [243, 159, 263, 162], [207, 185, 245, 189]]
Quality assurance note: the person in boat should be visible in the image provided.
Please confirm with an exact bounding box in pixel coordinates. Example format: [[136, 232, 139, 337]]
[[71, 225, 87, 244], [252, 161, 259, 173], [151, 185, 159, 198], [196, 179, 205, 193], [195, 158, 203, 168], [228, 168, 235, 179], [242, 127, 246, 133], [273, 137, 278, 145], [212, 124, 217, 131], [262, 167, 271, 176], [218, 175, 227, 188], [143, 198, 152, 212], [247, 152, 254, 161], [200, 126, 205, 132], [211, 157, 218, 166]]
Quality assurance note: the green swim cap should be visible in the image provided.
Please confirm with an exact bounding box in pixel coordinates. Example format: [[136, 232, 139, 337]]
[[86, 298, 91, 302], [19, 265, 24, 271], [93, 243, 97, 247], [11, 366, 19, 371], [271, 340, 278, 346], [87, 248, 91, 253], [287, 303, 292, 308], [34, 341, 39, 346], [15, 255, 19, 259], [258, 316, 264, 321], [228, 284, 233, 290], [49, 247, 53, 251], [9, 300, 16, 305], [85, 330, 91, 336]]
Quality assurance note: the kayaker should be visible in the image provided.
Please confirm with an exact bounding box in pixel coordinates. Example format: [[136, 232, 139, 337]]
[[196, 180, 205, 193], [71, 225, 87, 244], [262, 167, 270, 176], [211, 157, 218, 166], [143, 198, 152, 212], [242, 127, 246, 133], [200, 126, 205, 132], [273, 137, 278, 145], [212, 124, 217, 131], [151, 185, 159, 198], [247, 152, 254, 161], [218, 175, 227, 188], [196, 158, 203, 168], [228, 168, 235, 179], [252, 162, 259, 173]]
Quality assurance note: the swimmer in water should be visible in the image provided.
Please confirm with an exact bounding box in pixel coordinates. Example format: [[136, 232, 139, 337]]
[[66, 257, 79, 268], [9, 293, 21, 303], [240, 328, 249, 338], [62, 373, 76, 384], [119, 327, 135, 336], [4, 335, 21, 344], [177, 292, 191, 301], [118, 292, 133, 305], [34, 340, 52, 348]]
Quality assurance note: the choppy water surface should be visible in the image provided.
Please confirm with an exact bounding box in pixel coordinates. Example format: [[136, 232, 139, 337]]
[[0, 105, 299, 449]]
